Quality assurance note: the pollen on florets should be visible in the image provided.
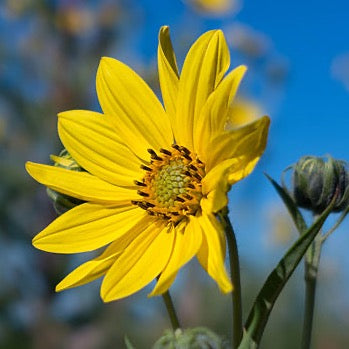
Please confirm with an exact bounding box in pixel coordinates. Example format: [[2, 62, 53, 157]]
[[132, 145, 205, 224]]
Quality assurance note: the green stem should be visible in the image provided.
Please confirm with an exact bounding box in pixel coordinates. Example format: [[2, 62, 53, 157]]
[[221, 211, 243, 348], [321, 204, 349, 242], [162, 290, 181, 330], [301, 231, 322, 349], [238, 195, 336, 349]]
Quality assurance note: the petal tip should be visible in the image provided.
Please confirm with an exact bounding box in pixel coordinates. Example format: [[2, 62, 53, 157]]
[[25, 161, 41, 179], [55, 282, 64, 292], [100, 280, 112, 302], [159, 25, 169, 34], [238, 64, 248, 73], [222, 283, 234, 294], [100, 286, 115, 303], [57, 111, 65, 118], [98, 57, 116, 73], [100, 56, 112, 63], [147, 290, 157, 298], [100, 293, 111, 303], [148, 282, 167, 297], [57, 110, 74, 119], [25, 161, 33, 173], [31, 236, 37, 246], [212, 29, 226, 42], [262, 115, 271, 124], [32, 236, 45, 251]]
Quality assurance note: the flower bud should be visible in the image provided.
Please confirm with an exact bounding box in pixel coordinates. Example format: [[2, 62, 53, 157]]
[[152, 327, 229, 349], [286, 155, 349, 214], [47, 149, 85, 215], [49, 149, 83, 171]]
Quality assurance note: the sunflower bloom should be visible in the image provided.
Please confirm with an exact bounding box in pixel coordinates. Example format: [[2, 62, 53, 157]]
[[26, 26, 270, 302]]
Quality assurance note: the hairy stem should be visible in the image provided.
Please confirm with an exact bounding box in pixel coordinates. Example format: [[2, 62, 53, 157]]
[[162, 290, 181, 330]]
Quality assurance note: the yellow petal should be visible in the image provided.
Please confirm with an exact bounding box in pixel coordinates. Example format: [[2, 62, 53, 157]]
[[56, 246, 118, 291], [150, 217, 202, 296], [101, 221, 174, 302], [202, 157, 262, 213], [200, 159, 234, 213], [26, 162, 139, 204], [197, 213, 232, 293], [201, 116, 269, 212], [32, 203, 149, 253], [226, 117, 269, 185], [158, 26, 179, 125], [205, 116, 270, 172], [175, 30, 230, 150], [202, 158, 234, 194], [56, 221, 145, 291], [201, 189, 228, 213], [96, 57, 173, 160], [226, 98, 261, 129], [194, 66, 247, 160], [58, 110, 142, 186], [228, 157, 260, 184]]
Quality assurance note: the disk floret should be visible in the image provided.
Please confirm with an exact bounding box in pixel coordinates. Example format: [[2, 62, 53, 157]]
[[132, 145, 205, 223]]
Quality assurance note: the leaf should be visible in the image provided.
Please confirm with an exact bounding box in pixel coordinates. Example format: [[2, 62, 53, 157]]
[[124, 335, 136, 349], [265, 173, 307, 234], [238, 192, 336, 349]]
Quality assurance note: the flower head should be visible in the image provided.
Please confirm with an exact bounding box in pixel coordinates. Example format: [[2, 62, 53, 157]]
[[153, 327, 228, 348], [287, 155, 349, 214], [26, 26, 270, 302]]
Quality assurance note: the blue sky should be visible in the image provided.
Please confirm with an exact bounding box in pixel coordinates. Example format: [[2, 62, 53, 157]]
[[243, 0, 349, 165], [129, 0, 349, 280], [135, 0, 349, 172]]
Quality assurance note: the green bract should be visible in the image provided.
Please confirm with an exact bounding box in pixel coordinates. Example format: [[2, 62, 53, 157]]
[[286, 155, 349, 214], [153, 327, 229, 349], [47, 149, 85, 214]]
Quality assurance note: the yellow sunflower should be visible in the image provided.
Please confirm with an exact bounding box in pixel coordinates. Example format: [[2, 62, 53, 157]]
[[26, 26, 270, 302]]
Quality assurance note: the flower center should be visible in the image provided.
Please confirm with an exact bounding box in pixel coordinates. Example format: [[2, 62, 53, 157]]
[[132, 145, 205, 224]]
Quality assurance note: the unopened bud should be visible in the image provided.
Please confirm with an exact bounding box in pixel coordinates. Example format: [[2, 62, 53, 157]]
[[47, 149, 85, 215], [285, 155, 349, 214], [152, 327, 229, 349]]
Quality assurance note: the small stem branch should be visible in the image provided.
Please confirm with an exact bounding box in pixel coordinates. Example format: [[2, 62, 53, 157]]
[[162, 290, 181, 330], [301, 231, 322, 349], [221, 211, 243, 348]]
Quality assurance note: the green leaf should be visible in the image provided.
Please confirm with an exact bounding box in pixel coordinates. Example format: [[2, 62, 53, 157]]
[[238, 191, 336, 349], [124, 335, 136, 349], [265, 173, 307, 234]]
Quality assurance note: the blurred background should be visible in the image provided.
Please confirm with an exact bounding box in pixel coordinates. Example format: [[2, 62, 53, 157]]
[[1, 0, 349, 348]]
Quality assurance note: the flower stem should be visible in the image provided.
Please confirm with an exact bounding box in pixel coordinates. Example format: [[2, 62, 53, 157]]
[[162, 290, 181, 330], [301, 231, 322, 349], [221, 211, 243, 348]]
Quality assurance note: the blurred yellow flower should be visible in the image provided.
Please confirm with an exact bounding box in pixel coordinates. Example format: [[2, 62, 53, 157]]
[[186, 0, 240, 15], [55, 5, 94, 35], [26, 26, 269, 302]]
